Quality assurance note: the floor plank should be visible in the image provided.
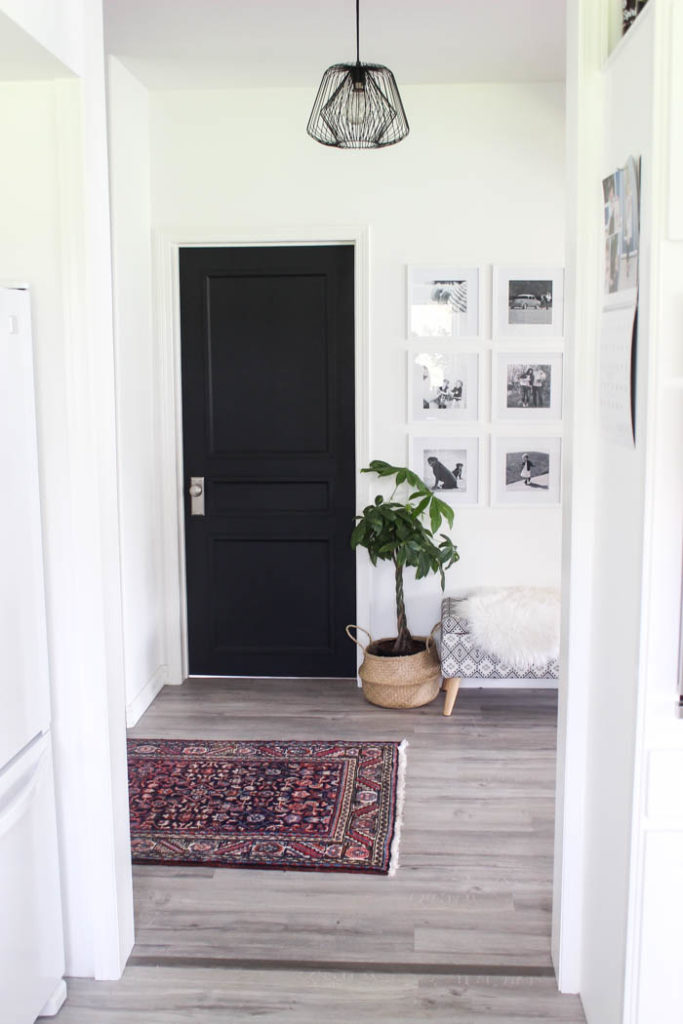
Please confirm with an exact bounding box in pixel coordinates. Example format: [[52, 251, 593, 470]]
[[126, 679, 559, 969], [54, 679, 585, 1022], [56, 966, 585, 1023]]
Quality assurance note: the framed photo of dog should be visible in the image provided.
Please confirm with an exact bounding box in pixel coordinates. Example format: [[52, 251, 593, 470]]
[[409, 435, 481, 506]]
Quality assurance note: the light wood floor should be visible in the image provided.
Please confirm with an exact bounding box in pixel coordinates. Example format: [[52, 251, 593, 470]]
[[55, 679, 585, 1023]]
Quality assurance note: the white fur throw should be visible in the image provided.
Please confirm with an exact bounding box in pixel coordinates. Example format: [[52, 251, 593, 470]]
[[459, 587, 561, 670]]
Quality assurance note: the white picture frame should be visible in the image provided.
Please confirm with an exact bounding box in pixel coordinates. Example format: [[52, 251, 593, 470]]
[[491, 435, 562, 507], [492, 351, 564, 422], [408, 350, 480, 422], [407, 266, 480, 340], [492, 266, 564, 340], [409, 435, 480, 506]]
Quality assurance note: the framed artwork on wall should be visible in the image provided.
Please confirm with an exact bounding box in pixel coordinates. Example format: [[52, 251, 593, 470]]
[[492, 351, 563, 422], [408, 350, 479, 422], [406, 266, 480, 340], [622, 0, 650, 36], [492, 266, 564, 340], [490, 435, 562, 507], [409, 434, 480, 505]]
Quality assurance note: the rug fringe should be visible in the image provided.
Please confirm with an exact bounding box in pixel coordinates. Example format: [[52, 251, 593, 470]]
[[388, 739, 409, 877]]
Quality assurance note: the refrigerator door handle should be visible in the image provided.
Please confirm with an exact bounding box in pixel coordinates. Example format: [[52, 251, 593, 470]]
[[0, 744, 47, 841]]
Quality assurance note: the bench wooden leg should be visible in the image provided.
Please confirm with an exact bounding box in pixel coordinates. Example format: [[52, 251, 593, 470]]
[[442, 677, 461, 717]]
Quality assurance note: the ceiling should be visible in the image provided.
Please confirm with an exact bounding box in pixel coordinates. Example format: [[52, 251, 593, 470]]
[[0, 11, 74, 80], [103, 0, 566, 90]]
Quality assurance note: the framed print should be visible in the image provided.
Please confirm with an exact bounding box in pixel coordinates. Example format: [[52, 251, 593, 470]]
[[410, 435, 480, 505], [602, 156, 640, 299], [407, 266, 480, 340], [408, 350, 479, 422], [492, 352, 563, 421], [491, 436, 562, 506], [492, 266, 564, 339]]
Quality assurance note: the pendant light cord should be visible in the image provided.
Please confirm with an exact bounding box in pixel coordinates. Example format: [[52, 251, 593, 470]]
[[356, 0, 360, 65]]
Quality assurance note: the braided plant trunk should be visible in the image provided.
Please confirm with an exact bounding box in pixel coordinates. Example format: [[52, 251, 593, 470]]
[[392, 559, 414, 655]]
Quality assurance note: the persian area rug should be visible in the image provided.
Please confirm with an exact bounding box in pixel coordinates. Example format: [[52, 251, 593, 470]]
[[127, 738, 407, 875]]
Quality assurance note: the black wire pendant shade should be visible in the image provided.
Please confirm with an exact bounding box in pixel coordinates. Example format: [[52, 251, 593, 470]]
[[307, 0, 409, 149]]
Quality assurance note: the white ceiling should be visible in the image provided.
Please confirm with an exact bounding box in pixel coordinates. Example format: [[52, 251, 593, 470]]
[[0, 11, 73, 80], [103, 0, 566, 90]]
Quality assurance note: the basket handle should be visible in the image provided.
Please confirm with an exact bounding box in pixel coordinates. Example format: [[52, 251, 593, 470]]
[[426, 621, 441, 653], [345, 624, 372, 651]]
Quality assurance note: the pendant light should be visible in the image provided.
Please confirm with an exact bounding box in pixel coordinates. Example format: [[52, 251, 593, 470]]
[[307, 0, 409, 149]]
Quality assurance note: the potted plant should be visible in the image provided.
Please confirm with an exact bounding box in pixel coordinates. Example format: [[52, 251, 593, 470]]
[[346, 460, 459, 708]]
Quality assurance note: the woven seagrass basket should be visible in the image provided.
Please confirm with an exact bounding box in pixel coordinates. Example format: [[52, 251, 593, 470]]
[[345, 625, 441, 709]]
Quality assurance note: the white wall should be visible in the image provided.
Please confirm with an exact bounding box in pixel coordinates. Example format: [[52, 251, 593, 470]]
[[148, 82, 566, 648], [108, 58, 167, 723], [623, 0, 683, 1018], [0, 0, 134, 981], [578, 18, 654, 1021], [557, 2, 683, 1021]]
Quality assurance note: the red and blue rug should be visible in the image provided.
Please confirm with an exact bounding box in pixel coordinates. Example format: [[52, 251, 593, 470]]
[[127, 738, 407, 875]]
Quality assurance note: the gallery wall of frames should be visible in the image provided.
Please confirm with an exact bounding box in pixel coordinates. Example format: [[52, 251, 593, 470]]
[[406, 265, 564, 508]]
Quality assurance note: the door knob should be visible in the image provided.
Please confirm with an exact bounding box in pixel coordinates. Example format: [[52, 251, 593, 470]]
[[189, 476, 205, 516]]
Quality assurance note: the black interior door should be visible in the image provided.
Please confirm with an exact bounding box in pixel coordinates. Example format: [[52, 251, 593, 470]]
[[179, 245, 356, 678]]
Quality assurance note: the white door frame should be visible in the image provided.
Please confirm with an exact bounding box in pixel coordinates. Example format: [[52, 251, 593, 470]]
[[153, 225, 371, 683]]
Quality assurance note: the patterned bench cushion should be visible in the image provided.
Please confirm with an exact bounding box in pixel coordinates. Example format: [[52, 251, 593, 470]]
[[439, 597, 560, 680]]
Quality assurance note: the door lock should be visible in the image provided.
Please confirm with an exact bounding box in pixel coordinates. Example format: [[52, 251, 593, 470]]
[[189, 476, 205, 516]]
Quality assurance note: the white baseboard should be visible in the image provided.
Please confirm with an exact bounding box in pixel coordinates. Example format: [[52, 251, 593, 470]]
[[39, 978, 67, 1017], [126, 664, 168, 727], [459, 678, 558, 689]]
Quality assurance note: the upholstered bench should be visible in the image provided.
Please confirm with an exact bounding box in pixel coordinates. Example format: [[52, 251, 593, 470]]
[[439, 596, 561, 716]]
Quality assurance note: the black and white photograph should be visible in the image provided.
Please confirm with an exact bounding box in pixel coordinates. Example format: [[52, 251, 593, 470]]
[[407, 266, 480, 339], [408, 350, 479, 421], [622, 0, 650, 36], [507, 279, 553, 325], [491, 436, 562, 506], [410, 435, 480, 505], [493, 266, 564, 339], [492, 351, 563, 421]]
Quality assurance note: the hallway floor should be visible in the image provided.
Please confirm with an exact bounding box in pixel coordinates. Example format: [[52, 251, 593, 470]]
[[55, 679, 585, 1022]]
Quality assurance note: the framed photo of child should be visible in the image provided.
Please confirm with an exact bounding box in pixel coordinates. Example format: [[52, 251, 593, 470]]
[[491, 436, 562, 507], [492, 352, 563, 422], [409, 435, 480, 506], [408, 350, 480, 422]]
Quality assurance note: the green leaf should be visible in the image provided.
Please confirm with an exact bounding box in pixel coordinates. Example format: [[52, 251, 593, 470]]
[[350, 523, 365, 549], [435, 498, 454, 529], [429, 500, 441, 536], [412, 495, 431, 517], [353, 458, 459, 621]]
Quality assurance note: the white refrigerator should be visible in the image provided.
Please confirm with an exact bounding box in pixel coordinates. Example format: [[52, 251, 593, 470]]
[[0, 286, 66, 1021]]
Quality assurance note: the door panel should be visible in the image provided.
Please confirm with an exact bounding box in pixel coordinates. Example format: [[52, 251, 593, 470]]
[[206, 273, 329, 454], [180, 245, 356, 677]]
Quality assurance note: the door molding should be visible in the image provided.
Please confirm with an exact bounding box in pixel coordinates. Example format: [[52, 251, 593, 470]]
[[153, 225, 371, 682]]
